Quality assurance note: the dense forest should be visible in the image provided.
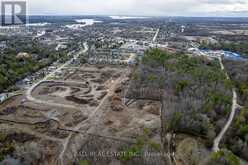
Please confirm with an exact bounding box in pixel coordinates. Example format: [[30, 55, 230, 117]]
[[222, 59, 248, 161], [0, 37, 69, 92], [223, 60, 248, 107], [126, 49, 245, 164], [129, 49, 232, 138]]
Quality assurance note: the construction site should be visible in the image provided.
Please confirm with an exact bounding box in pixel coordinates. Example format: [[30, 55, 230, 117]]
[[0, 64, 162, 165]]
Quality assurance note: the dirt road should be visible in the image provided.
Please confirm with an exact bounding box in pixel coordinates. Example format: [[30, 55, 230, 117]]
[[212, 57, 238, 152], [26, 43, 88, 109]]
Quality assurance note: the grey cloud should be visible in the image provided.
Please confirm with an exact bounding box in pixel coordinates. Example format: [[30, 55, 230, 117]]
[[199, 0, 247, 4], [27, 0, 248, 16]]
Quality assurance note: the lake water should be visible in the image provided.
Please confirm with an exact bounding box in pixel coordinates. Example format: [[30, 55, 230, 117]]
[[65, 19, 102, 30], [109, 16, 149, 19]]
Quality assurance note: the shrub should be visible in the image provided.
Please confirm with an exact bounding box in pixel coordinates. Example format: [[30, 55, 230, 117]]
[[239, 125, 248, 139], [78, 160, 89, 165], [211, 150, 240, 165], [175, 80, 189, 94], [148, 141, 161, 151]]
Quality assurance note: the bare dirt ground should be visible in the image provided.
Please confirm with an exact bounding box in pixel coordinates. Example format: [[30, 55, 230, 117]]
[[0, 64, 162, 165]]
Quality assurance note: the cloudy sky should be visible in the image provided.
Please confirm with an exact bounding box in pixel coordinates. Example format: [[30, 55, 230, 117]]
[[27, 0, 248, 16]]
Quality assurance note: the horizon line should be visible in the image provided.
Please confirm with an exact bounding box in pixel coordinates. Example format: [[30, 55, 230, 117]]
[[10, 14, 248, 18]]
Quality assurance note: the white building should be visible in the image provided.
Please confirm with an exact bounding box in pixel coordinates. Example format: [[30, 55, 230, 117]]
[[0, 93, 8, 103], [0, 41, 7, 49]]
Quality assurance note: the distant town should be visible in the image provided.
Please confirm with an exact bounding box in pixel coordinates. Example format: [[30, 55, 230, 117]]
[[0, 16, 248, 165]]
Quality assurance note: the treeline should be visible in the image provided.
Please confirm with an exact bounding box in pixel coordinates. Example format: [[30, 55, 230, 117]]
[[200, 42, 248, 57], [225, 107, 248, 161], [222, 59, 248, 160], [0, 38, 69, 92], [223, 59, 248, 106], [126, 49, 243, 163], [129, 48, 233, 138]]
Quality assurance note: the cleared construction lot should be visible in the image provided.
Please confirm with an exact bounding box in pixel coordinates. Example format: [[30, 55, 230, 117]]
[[0, 64, 162, 165]]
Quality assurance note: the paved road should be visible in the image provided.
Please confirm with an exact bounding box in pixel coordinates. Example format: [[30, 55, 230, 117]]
[[212, 57, 238, 152], [26, 43, 88, 109], [153, 28, 160, 42]]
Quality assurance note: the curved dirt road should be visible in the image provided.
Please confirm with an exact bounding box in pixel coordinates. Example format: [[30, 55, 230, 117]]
[[26, 43, 88, 109], [212, 57, 238, 152]]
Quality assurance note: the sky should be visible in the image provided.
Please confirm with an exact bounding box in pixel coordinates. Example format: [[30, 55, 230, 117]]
[[27, 0, 248, 17]]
